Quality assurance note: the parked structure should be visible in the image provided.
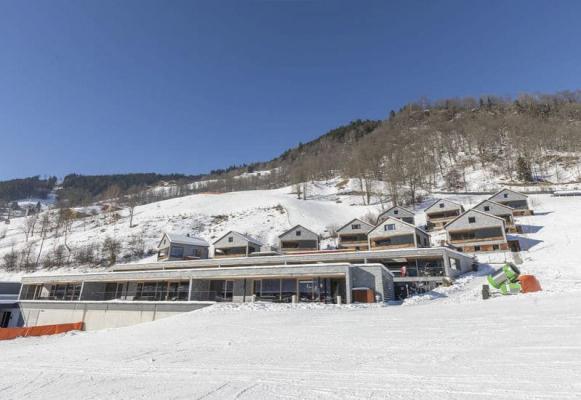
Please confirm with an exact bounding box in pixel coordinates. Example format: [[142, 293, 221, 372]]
[[18, 246, 474, 329], [157, 233, 210, 261], [368, 217, 430, 250], [213, 231, 262, 258], [444, 209, 508, 252], [425, 199, 465, 230], [472, 199, 518, 232], [278, 225, 319, 253], [489, 188, 532, 216], [336, 218, 374, 250], [378, 206, 415, 225]]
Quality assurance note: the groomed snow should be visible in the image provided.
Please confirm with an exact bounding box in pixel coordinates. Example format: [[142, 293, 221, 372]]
[[0, 293, 579, 399]]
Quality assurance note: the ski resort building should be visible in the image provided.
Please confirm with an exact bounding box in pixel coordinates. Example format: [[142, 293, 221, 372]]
[[489, 188, 532, 216], [213, 231, 263, 258], [278, 225, 320, 253], [157, 233, 210, 261], [425, 199, 465, 230], [368, 217, 430, 250], [377, 206, 415, 225], [444, 209, 508, 253], [17, 247, 474, 330], [471, 200, 518, 232], [336, 218, 374, 250]]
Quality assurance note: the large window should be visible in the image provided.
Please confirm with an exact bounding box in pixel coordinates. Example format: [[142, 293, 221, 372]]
[[170, 246, 184, 258]]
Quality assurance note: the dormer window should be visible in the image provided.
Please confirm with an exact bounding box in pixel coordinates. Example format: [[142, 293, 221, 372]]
[[484, 206, 490, 212], [228, 237, 234, 243], [468, 217, 476, 224], [352, 224, 361, 230], [439, 203, 445, 208], [296, 230, 302, 236], [385, 224, 396, 231]]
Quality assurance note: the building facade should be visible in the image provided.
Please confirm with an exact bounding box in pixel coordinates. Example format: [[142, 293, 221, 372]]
[[425, 199, 465, 230], [336, 218, 374, 250], [489, 188, 532, 216], [213, 231, 263, 258], [278, 225, 319, 253], [368, 217, 430, 250], [445, 209, 508, 252], [157, 233, 210, 261], [377, 206, 415, 225]]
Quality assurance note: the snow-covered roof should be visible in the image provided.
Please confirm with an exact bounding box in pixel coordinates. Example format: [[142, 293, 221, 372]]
[[213, 230, 263, 246], [163, 233, 210, 247], [424, 198, 464, 213], [336, 218, 374, 233]]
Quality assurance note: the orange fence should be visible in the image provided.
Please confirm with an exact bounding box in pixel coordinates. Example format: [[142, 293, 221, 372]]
[[0, 322, 83, 341]]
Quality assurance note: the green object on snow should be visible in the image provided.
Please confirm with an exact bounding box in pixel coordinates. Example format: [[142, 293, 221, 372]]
[[486, 263, 521, 289], [499, 281, 522, 295]]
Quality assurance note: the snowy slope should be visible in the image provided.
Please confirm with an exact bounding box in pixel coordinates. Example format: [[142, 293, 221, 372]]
[[0, 292, 579, 399]]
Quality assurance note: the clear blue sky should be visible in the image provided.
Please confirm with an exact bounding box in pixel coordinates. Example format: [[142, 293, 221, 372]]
[[1, 0, 580, 180]]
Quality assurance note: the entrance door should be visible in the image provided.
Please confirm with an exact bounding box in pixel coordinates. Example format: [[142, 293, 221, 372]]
[[299, 280, 319, 302], [0, 311, 11, 328]]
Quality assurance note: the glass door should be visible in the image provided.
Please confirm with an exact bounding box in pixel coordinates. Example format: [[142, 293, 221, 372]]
[[299, 280, 319, 302]]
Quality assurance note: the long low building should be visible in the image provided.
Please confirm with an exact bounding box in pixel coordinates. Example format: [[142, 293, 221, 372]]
[[17, 247, 474, 330]]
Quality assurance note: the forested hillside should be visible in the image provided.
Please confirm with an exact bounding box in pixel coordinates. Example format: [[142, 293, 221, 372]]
[[2, 91, 581, 208]]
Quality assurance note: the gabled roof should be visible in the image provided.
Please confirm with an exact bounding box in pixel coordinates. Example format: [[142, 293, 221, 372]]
[[444, 209, 506, 230], [424, 198, 465, 213], [378, 205, 415, 218], [369, 216, 429, 236], [159, 233, 210, 248], [278, 224, 318, 239], [336, 218, 374, 233], [490, 188, 528, 199], [472, 199, 514, 213], [213, 230, 263, 246]]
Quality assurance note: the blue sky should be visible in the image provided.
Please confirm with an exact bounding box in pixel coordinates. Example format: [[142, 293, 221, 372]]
[[1, 0, 580, 180]]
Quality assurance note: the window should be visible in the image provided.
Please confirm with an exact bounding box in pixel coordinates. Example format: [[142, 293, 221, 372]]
[[384, 224, 396, 231], [493, 244, 499, 250], [394, 210, 399, 215], [474, 245, 481, 252], [170, 246, 184, 258], [352, 224, 361, 230], [228, 236, 234, 243], [484, 206, 490, 212], [439, 203, 445, 208], [503, 193, 508, 198], [296, 230, 302, 236], [468, 217, 476, 224]]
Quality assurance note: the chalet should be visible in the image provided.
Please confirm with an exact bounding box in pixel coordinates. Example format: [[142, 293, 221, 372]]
[[377, 206, 415, 225], [336, 218, 374, 250], [489, 188, 532, 216], [213, 231, 263, 258], [424, 199, 465, 230], [368, 217, 430, 250], [472, 199, 517, 232], [444, 209, 508, 253], [278, 225, 319, 253], [157, 233, 210, 261]]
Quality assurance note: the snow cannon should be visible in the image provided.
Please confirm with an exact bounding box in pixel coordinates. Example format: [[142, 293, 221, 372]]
[[486, 263, 521, 289], [499, 282, 522, 295]]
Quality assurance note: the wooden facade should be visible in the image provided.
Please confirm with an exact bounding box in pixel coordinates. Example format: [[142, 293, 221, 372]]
[[489, 188, 533, 216], [336, 218, 374, 250], [278, 225, 320, 253], [213, 231, 263, 258], [425, 199, 465, 230], [377, 206, 415, 225], [368, 217, 430, 250], [444, 209, 508, 253]]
